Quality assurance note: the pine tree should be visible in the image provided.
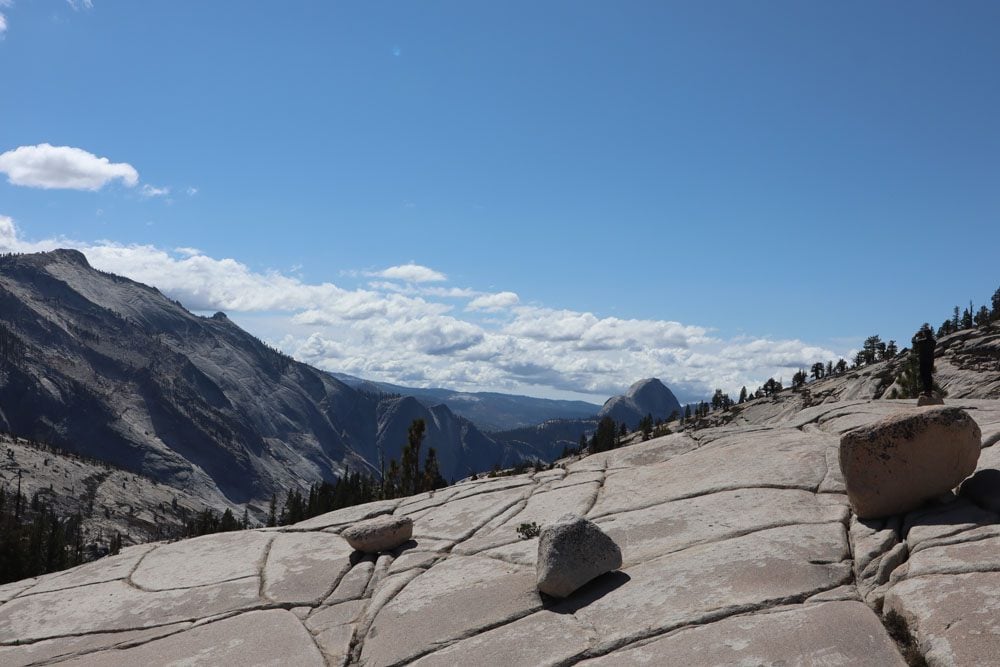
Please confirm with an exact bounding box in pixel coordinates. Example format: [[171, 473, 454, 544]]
[[638, 414, 653, 441], [975, 305, 990, 327], [590, 416, 618, 453], [385, 459, 401, 498], [962, 303, 974, 329], [738, 386, 748, 404], [219, 508, 239, 532], [400, 419, 426, 496], [422, 447, 445, 492], [266, 493, 277, 527]]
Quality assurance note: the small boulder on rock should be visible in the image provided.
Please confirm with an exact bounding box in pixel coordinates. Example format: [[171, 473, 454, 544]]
[[341, 515, 413, 554], [840, 406, 981, 519], [917, 394, 944, 406], [536, 513, 622, 598]]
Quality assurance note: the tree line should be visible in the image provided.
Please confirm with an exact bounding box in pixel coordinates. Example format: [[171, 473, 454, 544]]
[[0, 484, 87, 585], [186, 418, 448, 537], [935, 288, 1000, 337]]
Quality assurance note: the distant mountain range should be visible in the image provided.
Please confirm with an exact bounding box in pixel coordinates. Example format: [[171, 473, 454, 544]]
[[329, 373, 600, 432]]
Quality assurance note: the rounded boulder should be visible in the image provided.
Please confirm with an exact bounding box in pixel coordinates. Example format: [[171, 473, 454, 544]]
[[341, 515, 413, 554], [536, 513, 622, 598], [839, 406, 981, 519]]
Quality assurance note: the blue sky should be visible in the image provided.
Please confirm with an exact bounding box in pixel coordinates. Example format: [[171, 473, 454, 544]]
[[2, 1, 999, 403]]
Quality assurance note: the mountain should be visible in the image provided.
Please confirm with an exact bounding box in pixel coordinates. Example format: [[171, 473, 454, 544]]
[[599, 378, 682, 428], [0, 250, 525, 507], [0, 432, 214, 558], [330, 373, 601, 431]]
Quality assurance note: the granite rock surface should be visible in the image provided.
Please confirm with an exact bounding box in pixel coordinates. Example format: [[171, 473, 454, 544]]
[[4, 399, 1000, 665]]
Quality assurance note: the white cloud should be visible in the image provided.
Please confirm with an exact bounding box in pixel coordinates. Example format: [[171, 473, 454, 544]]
[[140, 184, 170, 198], [372, 263, 446, 283], [66, 0, 93, 10], [0, 0, 11, 32], [0, 216, 851, 403], [467, 291, 519, 312], [0, 144, 139, 190], [186, 187, 199, 196]]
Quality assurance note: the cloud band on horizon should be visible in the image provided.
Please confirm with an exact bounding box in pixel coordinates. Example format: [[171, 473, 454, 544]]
[[0, 215, 846, 402]]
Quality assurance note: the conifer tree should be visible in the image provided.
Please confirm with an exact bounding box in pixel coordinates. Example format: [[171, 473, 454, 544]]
[[400, 419, 426, 496], [422, 447, 445, 492], [266, 493, 277, 527]]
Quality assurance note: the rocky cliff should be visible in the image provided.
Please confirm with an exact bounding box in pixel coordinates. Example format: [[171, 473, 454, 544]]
[[0, 250, 522, 507]]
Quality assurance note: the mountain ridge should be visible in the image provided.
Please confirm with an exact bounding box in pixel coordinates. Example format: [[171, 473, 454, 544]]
[[330, 372, 601, 432], [0, 250, 528, 507]]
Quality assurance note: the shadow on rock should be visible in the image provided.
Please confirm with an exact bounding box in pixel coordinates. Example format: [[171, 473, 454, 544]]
[[959, 469, 1000, 513], [391, 539, 420, 555], [546, 570, 631, 614], [348, 551, 372, 566]]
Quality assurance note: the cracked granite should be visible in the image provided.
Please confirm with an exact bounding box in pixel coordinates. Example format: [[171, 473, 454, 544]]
[[4, 399, 1000, 665]]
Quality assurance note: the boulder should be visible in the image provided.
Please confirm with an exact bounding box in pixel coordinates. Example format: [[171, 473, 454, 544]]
[[840, 407, 981, 519], [536, 514, 622, 598], [917, 394, 944, 406], [341, 516, 413, 553]]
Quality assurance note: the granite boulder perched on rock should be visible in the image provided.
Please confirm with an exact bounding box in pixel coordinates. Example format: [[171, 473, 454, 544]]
[[840, 406, 981, 519], [341, 515, 413, 553], [536, 514, 622, 598]]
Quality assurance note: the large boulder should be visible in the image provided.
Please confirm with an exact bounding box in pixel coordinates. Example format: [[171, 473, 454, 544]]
[[536, 514, 622, 598], [840, 407, 981, 519], [340, 515, 413, 553]]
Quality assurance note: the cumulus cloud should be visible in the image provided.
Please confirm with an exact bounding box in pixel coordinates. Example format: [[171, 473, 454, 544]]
[[467, 291, 519, 312], [66, 0, 93, 9], [0, 144, 139, 190], [372, 263, 446, 283], [0, 216, 850, 403], [0, 12, 7, 38]]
